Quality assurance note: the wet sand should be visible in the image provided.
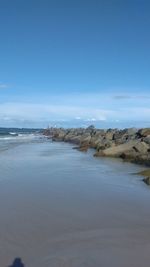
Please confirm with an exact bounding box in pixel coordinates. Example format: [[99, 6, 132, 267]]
[[0, 140, 150, 267]]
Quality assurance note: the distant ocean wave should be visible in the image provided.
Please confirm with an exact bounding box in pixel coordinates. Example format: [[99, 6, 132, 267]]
[[0, 127, 44, 151], [0, 128, 41, 137], [9, 132, 18, 136]]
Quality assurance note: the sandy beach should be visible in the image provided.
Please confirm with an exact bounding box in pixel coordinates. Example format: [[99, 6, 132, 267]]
[[0, 139, 150, 267]]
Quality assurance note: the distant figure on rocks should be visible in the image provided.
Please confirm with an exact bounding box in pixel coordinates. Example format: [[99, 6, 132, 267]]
[[8, 258, 25, 267]]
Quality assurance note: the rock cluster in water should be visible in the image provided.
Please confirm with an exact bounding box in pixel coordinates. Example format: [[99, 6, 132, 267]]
[[43, 125, 150, 168]]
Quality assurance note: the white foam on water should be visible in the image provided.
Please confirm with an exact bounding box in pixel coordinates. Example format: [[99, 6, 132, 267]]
[[0, 133, 44, 151]]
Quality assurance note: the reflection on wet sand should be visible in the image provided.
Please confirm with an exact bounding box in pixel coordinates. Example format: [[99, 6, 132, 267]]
[[0, 141, 150, 267]]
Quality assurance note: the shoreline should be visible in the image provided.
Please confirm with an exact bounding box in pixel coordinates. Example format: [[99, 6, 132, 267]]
[[1, 140, 150, 267], [43, 126, 150, 184]]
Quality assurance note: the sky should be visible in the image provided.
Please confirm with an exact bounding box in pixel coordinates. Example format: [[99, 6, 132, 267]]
[[0, 0, 150, 128]]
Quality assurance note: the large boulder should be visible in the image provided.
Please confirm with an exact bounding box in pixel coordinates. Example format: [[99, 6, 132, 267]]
[[130, 154, 150, 166], [105, 129, 115, 141], [80, 133, 91, 146], [113, 128, 138, 145], [64, 133, 81, 144], [143, 135, 150, 145], [132, 141, 150, 154], [143, 177, 150, 185], [138, 128, 150, 137], [95, 140, 149, 158], [126, 128, 138, 136], [90, 135, 104, 148], [52, 128, 66, 141], [96, 139, 115, 151]]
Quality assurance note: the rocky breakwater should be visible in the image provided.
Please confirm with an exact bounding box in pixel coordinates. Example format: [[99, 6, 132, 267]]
[[43, 126, 150, 183]]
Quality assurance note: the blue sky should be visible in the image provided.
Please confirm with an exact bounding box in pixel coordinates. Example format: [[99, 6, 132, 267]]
[[0, 0, 150, 128]]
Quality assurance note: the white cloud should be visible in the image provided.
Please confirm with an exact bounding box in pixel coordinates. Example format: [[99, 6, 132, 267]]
[[0, 101, 150, 127], [75, 116, 81, 120], [0, 91, 150, 127], [0, 102, 113, 121], [85, 117, 106, 122]]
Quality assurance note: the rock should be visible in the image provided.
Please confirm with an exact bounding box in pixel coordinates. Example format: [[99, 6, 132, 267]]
[[132, 141, 149, 154], [143, 177, 150, 185], [105, 130, 114, 141], [95, 140, 150, 158], [51, 128, 66, 141], [90, 137, 104, 148], [96, 139, 115, 151], [126, 128, 138, 136], [78, 145, 89, 152], [138, 128, 150, 137], [72, 145, 89, 152], [131, 154, 150, 166], [80, 133, 91, 147], [143, 135, 150, 145], [113, 128, 138, 145], [137, 169, 150, 177], [90, 131, 105, 148], [43, 126, 150, 167], [96, 140, 139, 157], [64, 134, 81, 144]]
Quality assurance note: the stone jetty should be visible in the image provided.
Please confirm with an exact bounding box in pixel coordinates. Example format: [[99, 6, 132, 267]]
[[43, 126, 150, 167]]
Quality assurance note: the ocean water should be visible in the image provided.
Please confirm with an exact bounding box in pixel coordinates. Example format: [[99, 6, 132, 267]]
[[0, 133, 150, 267], [0, 128, 43, 151]]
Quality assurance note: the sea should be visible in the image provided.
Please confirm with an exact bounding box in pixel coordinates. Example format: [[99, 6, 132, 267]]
[[0, 128, 150, 267], [0, 127, 43, 151]]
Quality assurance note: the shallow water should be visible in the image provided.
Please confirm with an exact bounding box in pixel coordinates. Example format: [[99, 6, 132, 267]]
[[0, 140, 150, 267]]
